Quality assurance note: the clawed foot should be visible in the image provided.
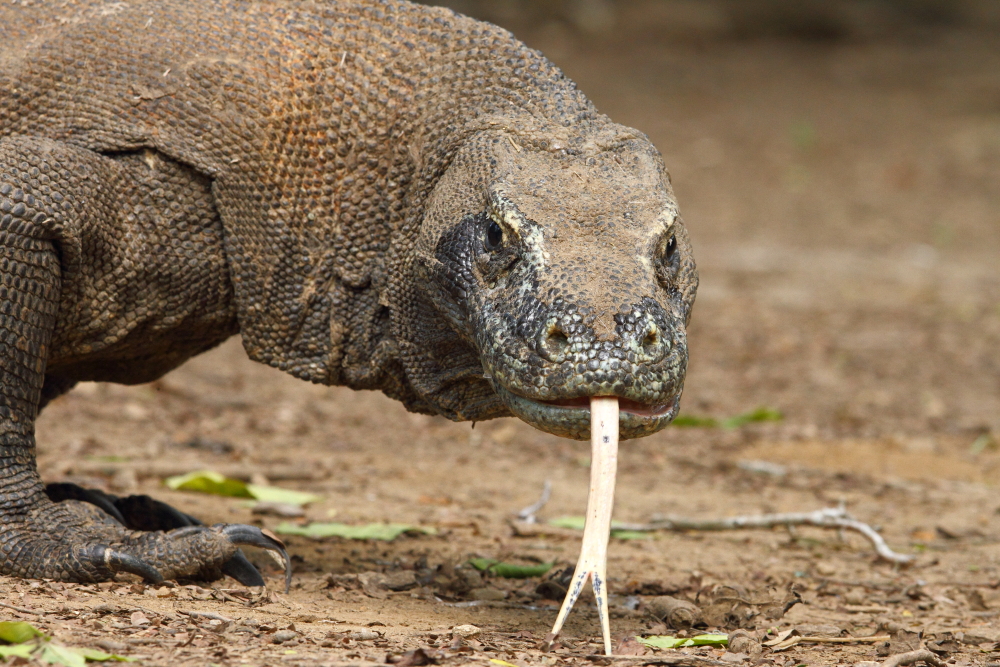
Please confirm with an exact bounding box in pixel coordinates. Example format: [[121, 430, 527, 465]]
[[0, 483, 293, 589]]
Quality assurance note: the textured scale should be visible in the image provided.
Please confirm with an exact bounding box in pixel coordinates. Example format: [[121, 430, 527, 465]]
[[0, 0, 696, 584]]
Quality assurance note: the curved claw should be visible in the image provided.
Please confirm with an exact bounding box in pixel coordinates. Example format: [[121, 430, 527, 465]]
[[220, 551, 265, 587], [220, 524, 292, 592], [79, 545, 164, 584]]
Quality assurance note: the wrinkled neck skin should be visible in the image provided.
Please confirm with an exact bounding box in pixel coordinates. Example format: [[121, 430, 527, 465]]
[[395, 118, 698, 440]]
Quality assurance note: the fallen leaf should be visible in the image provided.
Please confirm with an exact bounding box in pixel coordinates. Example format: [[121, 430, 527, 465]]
[[670, 407, 783, 430], [615, 636, 648, 655], [275, 522, 434, 540], [165, 470, 321, 506], [39, 643, 86, 667], [670, 414, 719, 428], [74, 647, 137, 662], [468, 558, 553, 578], [0, 621, 49, 644], [165, 470, 252, 497], [722, 406, 782, 429], [547, 516, 648, 538], [389, 647, 435, 666], [637, 634, 728, 649], [0, 644, 35, 659]]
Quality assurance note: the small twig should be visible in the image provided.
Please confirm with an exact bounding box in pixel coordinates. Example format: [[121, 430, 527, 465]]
[[93, 596, 175, 621], [177, 610, 235, 623], [584, 655, 728, 666], [0, 600, 43, 615], [771, 634, 890, 651], [211, 587, 244, 605], [617, 507, 913, 564], [517, 479, 552, 524], [878, 648, 944, 667]]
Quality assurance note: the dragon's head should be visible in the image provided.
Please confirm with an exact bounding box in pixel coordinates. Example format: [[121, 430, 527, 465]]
[[408, 123, 697, 440]]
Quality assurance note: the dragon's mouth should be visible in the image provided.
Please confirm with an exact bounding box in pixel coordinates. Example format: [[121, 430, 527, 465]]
[[539, 396, 674, 417], [491, 384, 681, 441]]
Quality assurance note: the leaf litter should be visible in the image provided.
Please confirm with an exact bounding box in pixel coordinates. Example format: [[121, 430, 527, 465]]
[[0, 621, 134, 665]]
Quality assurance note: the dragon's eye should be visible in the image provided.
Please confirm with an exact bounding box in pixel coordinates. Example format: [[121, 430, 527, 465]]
[[664, 235, 677, 260], [486, 220, 504, 250]]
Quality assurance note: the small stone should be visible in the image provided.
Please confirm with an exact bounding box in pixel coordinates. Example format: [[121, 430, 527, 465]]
[[96, 640, 126, 653], [383, 570, 418, 591], [452, 624, 481, 638], [271, 630, 298, 644]]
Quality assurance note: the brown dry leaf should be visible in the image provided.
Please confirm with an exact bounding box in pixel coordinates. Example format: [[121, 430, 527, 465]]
[[890, 628, 922, 654], [388, 648, 436, 666], [700, 585, 801, 629], [963, 589, 989, 611], [614, 636, 648, 656]]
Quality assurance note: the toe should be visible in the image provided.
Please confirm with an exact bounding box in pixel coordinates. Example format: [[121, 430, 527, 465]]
[[220, 524, 292, 592], [77, 544, 164, 583]]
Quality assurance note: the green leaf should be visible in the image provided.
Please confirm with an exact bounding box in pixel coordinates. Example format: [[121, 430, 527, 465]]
[[165, 470, 320, 506], [637, 636, 688, 649], [689, 634, 729, 646], [165, 470, 253, 498], [245, 484, 321, 506], [671, 408, 783, 430], [722, 407, 783, 430], [468, 557, 498, 571], [0, 644, 36, 658], [548, 516, 643, 538], [637, 634, 728, 650], [548, 516, 587, 530], [39, 643, 86, 667], [274, 522, 435, 541], [0, 621, 48, 644], [467, 559, 553, 578], [74, 647, 137, 662], [610, 530, 654, 540], [670, 414, 719, 428]]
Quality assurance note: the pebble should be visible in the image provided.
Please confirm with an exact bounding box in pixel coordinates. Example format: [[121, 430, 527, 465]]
[[271, 630, 298, 644], [452, 624, 482, 638]]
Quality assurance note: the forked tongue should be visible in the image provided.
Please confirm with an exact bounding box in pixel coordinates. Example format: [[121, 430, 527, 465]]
[[542, 396, 619, 656]]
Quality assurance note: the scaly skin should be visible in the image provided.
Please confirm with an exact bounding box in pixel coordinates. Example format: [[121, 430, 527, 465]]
[[0, 0, 696, 584]]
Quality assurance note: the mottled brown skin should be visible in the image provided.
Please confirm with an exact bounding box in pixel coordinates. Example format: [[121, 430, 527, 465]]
[[0, 0, 696, 584]]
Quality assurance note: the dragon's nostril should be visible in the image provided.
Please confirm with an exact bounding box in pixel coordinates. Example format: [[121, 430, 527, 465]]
[[547, 325, 570, 353], [638, 322, 669, 361], [539, 319, 571, 361], [642, 326, 659, 348]]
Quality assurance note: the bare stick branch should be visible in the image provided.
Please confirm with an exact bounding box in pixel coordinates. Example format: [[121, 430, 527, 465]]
[[517, 479, 552, 524], [878, 648, 944, 667], [0, 600, 42, 615], [614, 506, 913, 564]]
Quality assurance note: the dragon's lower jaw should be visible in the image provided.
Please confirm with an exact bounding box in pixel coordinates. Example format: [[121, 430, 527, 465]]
[[491, 384, 680, 440]]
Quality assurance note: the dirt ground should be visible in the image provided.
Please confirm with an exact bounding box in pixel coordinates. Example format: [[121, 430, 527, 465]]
[[4, 8, 1000, 667]]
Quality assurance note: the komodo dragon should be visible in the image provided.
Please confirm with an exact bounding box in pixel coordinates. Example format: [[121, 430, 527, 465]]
[[0, 0, 697, 587]]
